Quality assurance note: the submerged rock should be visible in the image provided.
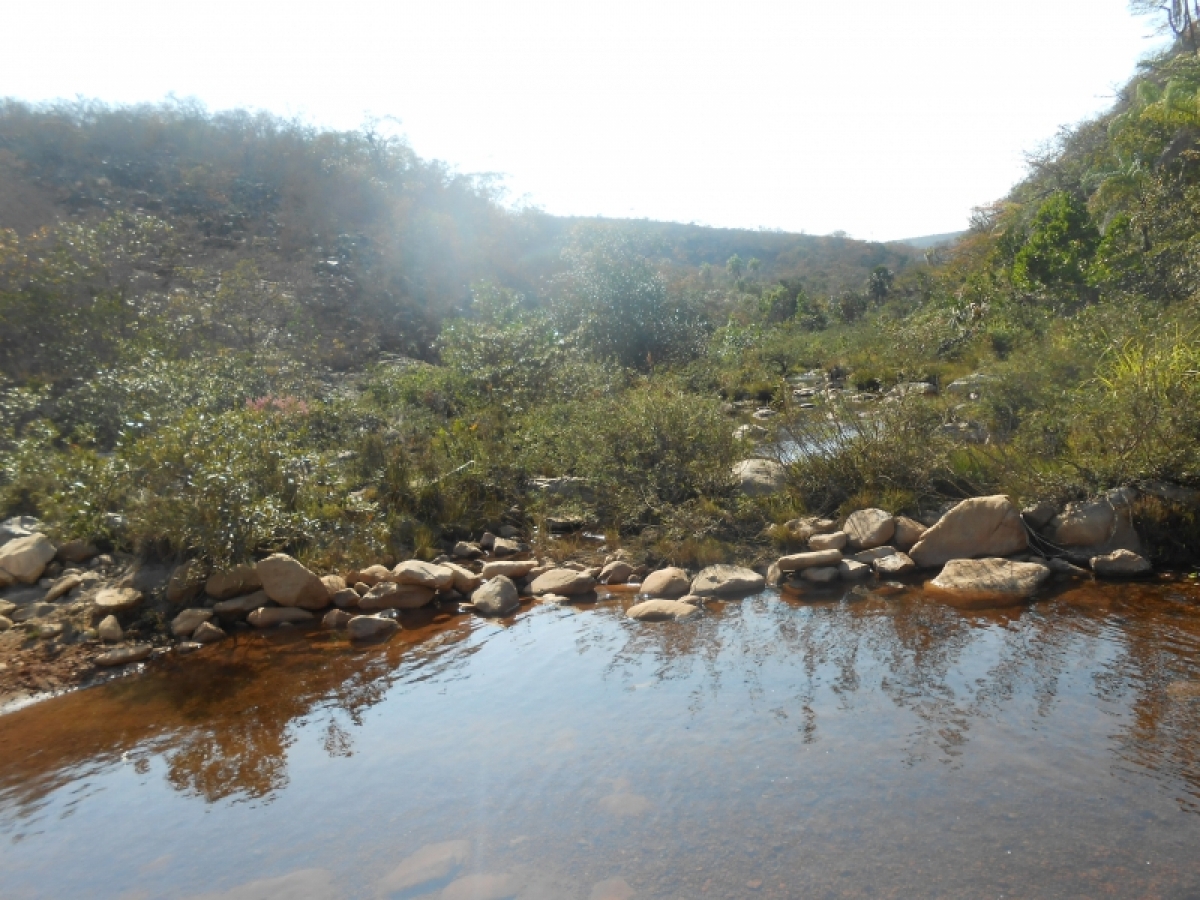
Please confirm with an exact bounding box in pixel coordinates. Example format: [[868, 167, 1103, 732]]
[[626, 599, 699, 621], [346, 614, 399, 641]]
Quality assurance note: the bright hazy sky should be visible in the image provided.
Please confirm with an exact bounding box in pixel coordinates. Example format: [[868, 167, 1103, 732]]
[[1, 0, 1167, 241]]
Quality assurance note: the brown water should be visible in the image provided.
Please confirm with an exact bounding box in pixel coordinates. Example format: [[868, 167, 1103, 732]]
[[4, 580, 1200, 899]]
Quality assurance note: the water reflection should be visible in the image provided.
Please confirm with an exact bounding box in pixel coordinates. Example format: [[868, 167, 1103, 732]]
[[2, 579, 1200, 898]]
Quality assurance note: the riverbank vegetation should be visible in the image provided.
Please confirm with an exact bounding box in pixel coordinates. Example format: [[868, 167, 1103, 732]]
[[3, 40, 1200, 570]]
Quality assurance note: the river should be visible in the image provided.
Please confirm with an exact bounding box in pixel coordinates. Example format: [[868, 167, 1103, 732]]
[[2, 579, 1200, 898]]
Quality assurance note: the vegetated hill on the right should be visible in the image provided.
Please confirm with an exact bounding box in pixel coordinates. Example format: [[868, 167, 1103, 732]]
[[770, 41, 1200, 552], [889, 231, 964, 250]]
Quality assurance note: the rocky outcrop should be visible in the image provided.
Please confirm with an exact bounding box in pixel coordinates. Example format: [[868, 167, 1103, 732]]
[[690, 565, 765, 596], [732, 459, 786, 496], [843, 509, 895, 550], [530, 568, 596, 596], [471, 576, 520, 616], [256, 554, 329, 609], [908, 496, 1027, 568], [928, 558, 1051, 605], [640, 567, 691, 597], [626, 599, 699, 621], [0, 533, 56, 584]]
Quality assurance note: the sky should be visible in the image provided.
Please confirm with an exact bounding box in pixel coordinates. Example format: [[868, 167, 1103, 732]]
[[0, 0, 1168, 241]]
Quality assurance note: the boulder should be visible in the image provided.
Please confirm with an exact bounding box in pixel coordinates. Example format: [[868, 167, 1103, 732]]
[[852, 546, 897, 564], [320, 574, 347, 596], [626, 599, 699, 621], [441, 561, 482, 594], [1021, 500, 1060, 531], [56, 539, 99, 563], [640, 567, 691, 597], [874, 552, 916, 575], [322, 609, 354, 629], [928, 558, 1052, 605], [347, 564, 392, 586], [0, 616, 9, 632], [843, 509, 895, 551], [346, 614, 400, 641], [529, 568, 596, 596], [330, 588, 361, 608], [891, 517, 927, 551], [690, 565, 766, 596], [256, 554, 329, 609], [97, 615, 123, 642], [391, 560, 455, 590], [480, 560, 537, 579], [808, 531, 848, 552], [453, 541, 483, 559], [908, 496, 1028, 568], [599, 561, 634, 584], [732, 459, 786, 496], [213, 589, 270, 617], [204, 564, 262, 600], [1048, 492, 1143, 556], [95, 644, 153, 667], [44, 573, 82, 603], [358, 581, 436, 611], [470, 576, 521, 616], [93, 587, 143, 613], [800, 566, 839, 584], [192, 621, 226, 644], [838, 559, 871, 581], [1091, 549, 1153, 578], [378, 841, 471, 896], [0, 533, 56, 584], [166, 560, 209, 605], [491, 537, 521, 556], [778, 549, 843, 572], [171, 608, 213, 638], [247, 607, 314, 628], [785, 517, 838, 542]]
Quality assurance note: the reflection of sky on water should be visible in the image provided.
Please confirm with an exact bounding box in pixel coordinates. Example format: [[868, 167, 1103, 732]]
[[2, 581, 1200, 898]]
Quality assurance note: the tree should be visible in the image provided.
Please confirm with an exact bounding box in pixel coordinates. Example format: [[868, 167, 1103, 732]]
[[867, 265, 894, 301], [726, 254, 745, 280], [1132, 1, 1200, 52], [1012, 192, 1100, 291]]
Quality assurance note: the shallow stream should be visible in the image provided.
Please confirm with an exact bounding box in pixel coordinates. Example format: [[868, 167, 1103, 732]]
[[4, 579, 1200, 898]]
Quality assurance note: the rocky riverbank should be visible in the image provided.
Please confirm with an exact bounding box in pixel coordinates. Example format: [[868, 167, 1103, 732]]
[[0, 486, 1195, 709]]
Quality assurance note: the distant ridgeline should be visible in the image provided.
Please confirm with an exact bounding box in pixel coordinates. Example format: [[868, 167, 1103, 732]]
[[0, 99, 917, 380]]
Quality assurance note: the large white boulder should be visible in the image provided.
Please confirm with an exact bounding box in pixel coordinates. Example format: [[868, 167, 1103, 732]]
[[843, 509, 895, 551], [640, 567, 691, 597], [909, 496, 1027, 568], [928, 558, 1051, 606], [0, 533, 56, 584], [690, 565, 765, 596], [256, 554, 329, 609]]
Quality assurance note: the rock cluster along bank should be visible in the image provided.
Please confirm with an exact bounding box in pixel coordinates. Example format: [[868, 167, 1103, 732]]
[[768, 490, 1169, 605], [0, 485, 1186, 688]]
